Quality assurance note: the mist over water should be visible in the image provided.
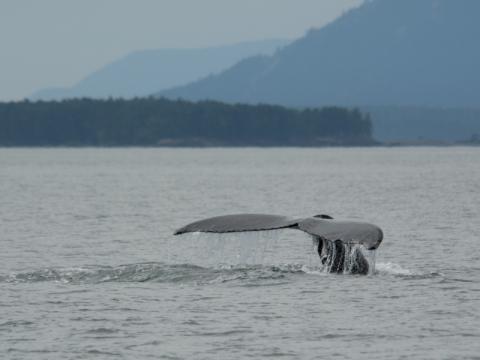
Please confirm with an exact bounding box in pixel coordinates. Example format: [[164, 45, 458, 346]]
[[1, 147, 479, 359]]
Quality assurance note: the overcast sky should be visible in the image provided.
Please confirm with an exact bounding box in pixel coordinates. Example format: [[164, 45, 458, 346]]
[[0, 0, 362, 101]]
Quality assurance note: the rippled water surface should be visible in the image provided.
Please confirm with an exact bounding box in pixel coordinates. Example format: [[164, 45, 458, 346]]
[[1, 147, 479, 359]]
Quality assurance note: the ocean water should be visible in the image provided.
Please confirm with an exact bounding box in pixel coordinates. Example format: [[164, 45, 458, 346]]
[[0, 147, 479, 359]]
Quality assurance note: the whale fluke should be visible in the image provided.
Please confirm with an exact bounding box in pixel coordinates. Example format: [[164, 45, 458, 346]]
[[173, 214, 382, 274], [174, 213, 383, 250], [173, 214, 299, 235], [297, 218, 383, 250]]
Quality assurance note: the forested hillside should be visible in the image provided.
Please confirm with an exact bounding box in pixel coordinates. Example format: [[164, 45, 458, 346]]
[[0, 98, 373, 146]]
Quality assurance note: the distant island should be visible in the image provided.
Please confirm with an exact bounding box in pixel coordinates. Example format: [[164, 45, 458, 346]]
[[24, 0, 480, 144], [0, 98, 374, 147]]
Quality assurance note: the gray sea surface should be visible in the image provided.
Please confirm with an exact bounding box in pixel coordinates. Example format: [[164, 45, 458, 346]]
[[1, 147, 479, 359]]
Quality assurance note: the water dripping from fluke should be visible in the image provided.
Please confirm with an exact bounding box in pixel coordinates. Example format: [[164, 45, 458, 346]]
[[170, 230, 380, 277], [314, 237, 377, 275]]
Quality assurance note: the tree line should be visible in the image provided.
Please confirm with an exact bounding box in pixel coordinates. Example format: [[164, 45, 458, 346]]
[[0, 97, 373, 146]]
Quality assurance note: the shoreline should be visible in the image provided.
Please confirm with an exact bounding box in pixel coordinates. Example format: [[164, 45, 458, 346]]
[[0, 142, 478, 149]]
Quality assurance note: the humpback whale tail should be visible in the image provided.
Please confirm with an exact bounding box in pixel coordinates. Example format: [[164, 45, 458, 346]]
[[174, 214, 383, 275]]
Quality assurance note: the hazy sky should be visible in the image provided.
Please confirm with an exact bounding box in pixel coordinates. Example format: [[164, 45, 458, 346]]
[[0, 0, 362, 101]]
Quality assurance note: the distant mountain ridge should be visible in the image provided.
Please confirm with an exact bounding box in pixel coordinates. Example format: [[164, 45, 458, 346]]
[[31, 39, 289, 100], [160, 0, 480, 109]]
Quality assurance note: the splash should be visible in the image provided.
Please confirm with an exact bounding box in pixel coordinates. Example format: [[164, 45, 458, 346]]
[[375, 262, 415, 276], [374, 262, 443, 279]]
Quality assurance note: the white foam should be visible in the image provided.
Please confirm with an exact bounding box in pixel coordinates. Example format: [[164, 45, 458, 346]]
[[376, 262, 414, 276]]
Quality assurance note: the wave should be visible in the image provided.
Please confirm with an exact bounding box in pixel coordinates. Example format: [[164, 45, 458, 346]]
[[376, 262, 442, 279], [0, 262, 311, 285], [1, 261, 439, 285], [376, 262, 415, 276]]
